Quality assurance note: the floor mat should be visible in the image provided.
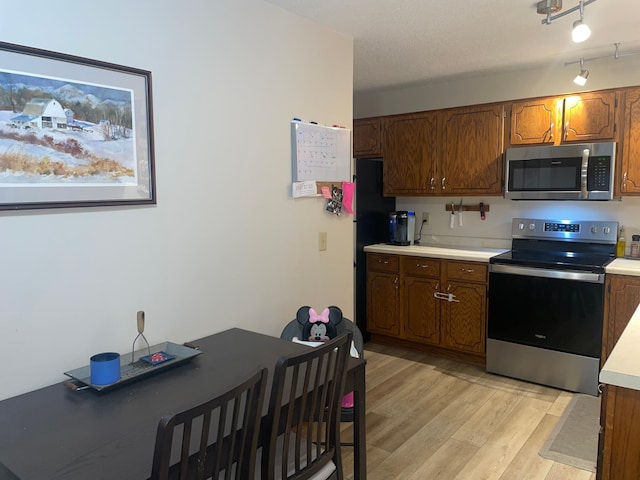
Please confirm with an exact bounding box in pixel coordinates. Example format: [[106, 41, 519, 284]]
[[539, 394, 600, 472]]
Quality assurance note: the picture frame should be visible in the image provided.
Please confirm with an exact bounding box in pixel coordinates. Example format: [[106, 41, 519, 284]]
[[0, 41, 156, 211]]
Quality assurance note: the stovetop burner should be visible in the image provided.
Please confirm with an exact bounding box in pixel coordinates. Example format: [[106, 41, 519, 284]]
[[490, 218, 618, 273]]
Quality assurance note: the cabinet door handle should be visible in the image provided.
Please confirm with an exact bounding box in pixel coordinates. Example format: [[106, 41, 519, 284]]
[[393, 277, 399, 289], [564, 121, 569, 140], [460, 268, 475, 273], [441, 177, 446, 190], [548, 122, 553, 141], [377, 259, 389, 264], [416, 263, 429, 268], [430, 177, 435, 190], [622, 172, 627, 192]]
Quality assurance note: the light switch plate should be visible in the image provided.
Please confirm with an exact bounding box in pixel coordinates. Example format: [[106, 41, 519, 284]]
[[319, 232, 328, 251]]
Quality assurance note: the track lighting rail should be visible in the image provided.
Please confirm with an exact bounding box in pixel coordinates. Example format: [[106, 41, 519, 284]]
[[540, 0, 597, 25]]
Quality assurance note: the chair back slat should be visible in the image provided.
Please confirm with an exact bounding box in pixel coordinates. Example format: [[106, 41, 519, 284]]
[[150, 367, 267, 480], [263, 332, 352, 480]]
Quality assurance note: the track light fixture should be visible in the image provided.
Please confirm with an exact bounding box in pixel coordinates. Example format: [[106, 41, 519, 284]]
[[565, 43, 640, 86], [538, 0, 595, 43], [573, 59, 589, 86]]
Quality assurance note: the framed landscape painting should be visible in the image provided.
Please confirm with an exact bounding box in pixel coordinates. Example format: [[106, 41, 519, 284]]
[[0, 41, 156, 210]]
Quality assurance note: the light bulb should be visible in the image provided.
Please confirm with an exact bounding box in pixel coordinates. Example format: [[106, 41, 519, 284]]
[[572, 20, 591, 43], [573, 70, 589, 86]]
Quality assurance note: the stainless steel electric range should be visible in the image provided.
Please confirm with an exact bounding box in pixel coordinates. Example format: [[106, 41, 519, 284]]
[[487, 218, 618, 396]]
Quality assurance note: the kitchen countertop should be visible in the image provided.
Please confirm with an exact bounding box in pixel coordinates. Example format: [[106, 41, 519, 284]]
[[606, 257, 640, 276], [363, 243, 508, 263], [364, 245, 640, 272], [600, 302, 640, 390]]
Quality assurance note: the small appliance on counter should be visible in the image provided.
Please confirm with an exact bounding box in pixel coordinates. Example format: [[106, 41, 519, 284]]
[[388, 210, 415, 245]]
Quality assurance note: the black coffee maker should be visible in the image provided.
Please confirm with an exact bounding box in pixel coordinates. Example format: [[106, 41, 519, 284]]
[[389, 211, 410, 245]]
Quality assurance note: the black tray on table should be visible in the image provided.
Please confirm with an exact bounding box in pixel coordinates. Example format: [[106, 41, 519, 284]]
[[63, 342, 202, 392]]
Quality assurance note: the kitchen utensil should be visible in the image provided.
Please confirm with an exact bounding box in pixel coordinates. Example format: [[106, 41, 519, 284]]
[[450, 202, 455, 228], [131, 310, 151, 362]]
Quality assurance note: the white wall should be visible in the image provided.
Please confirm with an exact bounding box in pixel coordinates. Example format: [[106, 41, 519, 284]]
[[354, 57, 640, 118], [355, 59, 640, 251], [0, 0, 353, 400]]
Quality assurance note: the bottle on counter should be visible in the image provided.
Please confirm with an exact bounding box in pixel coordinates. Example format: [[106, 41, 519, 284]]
[[388, 212, 397, 244], [617, 225, 626, 257], [631, 235, 640, 259], [407, 211, 416, 245]]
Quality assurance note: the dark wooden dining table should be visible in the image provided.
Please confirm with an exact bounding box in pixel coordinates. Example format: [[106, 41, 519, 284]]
[[0, 328, 366, 480]]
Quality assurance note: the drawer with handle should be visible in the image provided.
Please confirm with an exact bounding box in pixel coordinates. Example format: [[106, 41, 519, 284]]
[[367, 253, 399, 273], [446, 261, 487, 282], [401, 256, 441, 278]]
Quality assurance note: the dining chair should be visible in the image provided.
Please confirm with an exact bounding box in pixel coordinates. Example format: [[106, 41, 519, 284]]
[[150, 368, 267, 480], [280, 306, 363, 447], [261, 332, 353, 480]]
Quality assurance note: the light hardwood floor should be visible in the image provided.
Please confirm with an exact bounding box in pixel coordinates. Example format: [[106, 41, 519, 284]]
[[341, 342, 597, 480]]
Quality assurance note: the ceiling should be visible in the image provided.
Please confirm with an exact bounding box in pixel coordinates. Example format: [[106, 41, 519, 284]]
[[264, 0, 640, 93]]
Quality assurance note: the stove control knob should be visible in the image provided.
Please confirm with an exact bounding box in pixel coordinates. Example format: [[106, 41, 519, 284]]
[[518, 222, 525, 230], [591, 226, 599, 234], [529, 223, 536, 231], [603, 226, 611, 235]]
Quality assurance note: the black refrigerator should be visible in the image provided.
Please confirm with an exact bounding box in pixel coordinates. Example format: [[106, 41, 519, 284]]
[[354, 158, 396, 342]]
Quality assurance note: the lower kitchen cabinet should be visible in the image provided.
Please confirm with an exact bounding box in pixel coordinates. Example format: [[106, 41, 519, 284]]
[[598, 384, 640, 480], [404, 258, 441, 345], [367, 252, 487, 363], [441, 280, 486, 354], [602, 274, 640, 363], [366, 253, 401, 337]]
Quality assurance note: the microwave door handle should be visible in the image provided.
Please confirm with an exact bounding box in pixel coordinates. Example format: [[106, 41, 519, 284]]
[[580, 148, 589, 198]]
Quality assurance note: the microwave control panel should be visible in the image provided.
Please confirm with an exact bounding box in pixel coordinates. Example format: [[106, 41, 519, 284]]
[[587, 157, 611, 190]]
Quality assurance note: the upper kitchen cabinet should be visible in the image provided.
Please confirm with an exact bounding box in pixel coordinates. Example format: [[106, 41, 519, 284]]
[[383, 105, 504, 196], [440, 104, 504, 195], [383, 111, 439, 195], [508, 90, 618, 147], [620, 87, 640, 195], [353, 117, 383, 158], [509, 97, 559, 145]]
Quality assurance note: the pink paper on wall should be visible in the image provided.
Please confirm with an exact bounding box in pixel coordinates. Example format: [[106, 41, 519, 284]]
[[342, 181, 354, 214]]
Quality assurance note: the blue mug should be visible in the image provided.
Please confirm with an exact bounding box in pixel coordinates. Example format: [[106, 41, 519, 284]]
[[90, 352, 121, 385]]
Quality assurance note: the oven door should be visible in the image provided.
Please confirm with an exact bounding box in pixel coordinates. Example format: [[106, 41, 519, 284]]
[[488, 264, 604, 358]]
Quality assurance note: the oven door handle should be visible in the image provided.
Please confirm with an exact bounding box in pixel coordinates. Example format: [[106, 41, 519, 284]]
[[489, 263, 604, 283]]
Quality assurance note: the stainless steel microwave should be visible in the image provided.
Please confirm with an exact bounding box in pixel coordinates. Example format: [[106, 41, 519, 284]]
[[504, 142, 616, 200]]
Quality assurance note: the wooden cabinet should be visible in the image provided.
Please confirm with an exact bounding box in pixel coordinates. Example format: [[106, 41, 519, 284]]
[[509, 97, 558, 145], [383, 112, 439, 194], [439, 261, 487, 355], [383, 105, 503, 196], [367, 252, 488, 361], [620, 87, 640, 194], [403, 257, 441, 345], [602, 274, 640, 363], [598, 384, 640, 480], [366, 253, 400, 336], [353, 117, 383, 158], [508, 91, 618, 147], [441, 105, 504, 195]]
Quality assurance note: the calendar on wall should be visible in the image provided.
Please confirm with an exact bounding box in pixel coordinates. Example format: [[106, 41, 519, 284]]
[[291, 120, 351, 182]]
